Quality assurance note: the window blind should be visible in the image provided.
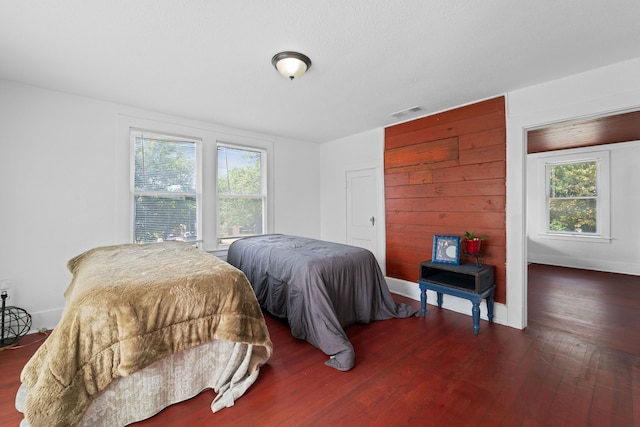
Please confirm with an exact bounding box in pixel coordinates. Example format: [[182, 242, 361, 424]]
[[131, 129, 199, 243]]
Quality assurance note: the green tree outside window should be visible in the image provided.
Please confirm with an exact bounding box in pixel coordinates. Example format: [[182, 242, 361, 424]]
[[133, 135, 197, 243], [217, 146, 264, 244], [548, 161, 597, 233]]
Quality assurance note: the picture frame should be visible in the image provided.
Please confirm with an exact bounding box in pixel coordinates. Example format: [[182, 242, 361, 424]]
[[431, 235, 461, 265]]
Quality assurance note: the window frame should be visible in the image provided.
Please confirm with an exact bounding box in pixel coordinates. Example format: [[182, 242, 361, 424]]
[[536, 148, 611, 242], [130, 128, 203, 246], [120, 114, 274, 253], [215, 142, 268, 247]]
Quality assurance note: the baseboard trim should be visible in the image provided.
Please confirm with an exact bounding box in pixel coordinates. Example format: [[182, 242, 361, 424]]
[[386, 276, 508, 327]]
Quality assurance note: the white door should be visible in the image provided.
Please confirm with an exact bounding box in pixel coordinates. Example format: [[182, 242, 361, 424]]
[[346, 168, 378, 255]]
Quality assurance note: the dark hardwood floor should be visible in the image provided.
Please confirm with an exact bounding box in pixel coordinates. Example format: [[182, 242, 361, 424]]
[[1, 263, 638, 426]]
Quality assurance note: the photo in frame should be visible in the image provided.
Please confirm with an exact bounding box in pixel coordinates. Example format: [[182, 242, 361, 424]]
[[431, 235, 461, 265]]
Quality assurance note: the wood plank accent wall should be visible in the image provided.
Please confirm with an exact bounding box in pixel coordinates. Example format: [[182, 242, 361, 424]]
[[527, 109, 640, 154], [385, 96, 507, 303]]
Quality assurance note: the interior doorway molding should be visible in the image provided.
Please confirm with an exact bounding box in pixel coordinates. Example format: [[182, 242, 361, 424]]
[[510, 105, 640, 330]]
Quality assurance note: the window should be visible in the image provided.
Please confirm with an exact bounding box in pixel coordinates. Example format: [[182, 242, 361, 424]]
[[131, 130, 200, 244], [124, 116, 273, 251], [548, 161, 597, 233], [217, 144, 266, 245], [537, 149, 610, 240]]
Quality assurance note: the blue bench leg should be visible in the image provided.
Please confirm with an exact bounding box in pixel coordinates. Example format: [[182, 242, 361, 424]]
[[472, 302, 480, 335], [487, 294, 495, 323], [420, 287, 427, 317], [437, 292, 443, 308]]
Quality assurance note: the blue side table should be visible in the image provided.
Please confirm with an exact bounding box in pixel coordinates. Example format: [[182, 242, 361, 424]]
[[418, 261, 495, 335]]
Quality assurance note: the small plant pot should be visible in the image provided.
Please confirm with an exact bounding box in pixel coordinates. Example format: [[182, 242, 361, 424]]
[[465, 239, 482, 255]]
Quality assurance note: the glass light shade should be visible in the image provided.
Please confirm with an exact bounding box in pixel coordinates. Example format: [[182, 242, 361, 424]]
[[0, 280, 10, 296], [272, 51, 312, 80], [276, 57, 307, 79]]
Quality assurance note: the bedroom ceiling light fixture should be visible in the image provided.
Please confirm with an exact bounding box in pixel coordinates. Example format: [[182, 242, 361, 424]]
[[271, 51, 312, 80]]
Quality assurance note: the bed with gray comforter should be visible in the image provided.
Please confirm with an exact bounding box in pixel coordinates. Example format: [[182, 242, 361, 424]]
[[227, 234, 418, 371]]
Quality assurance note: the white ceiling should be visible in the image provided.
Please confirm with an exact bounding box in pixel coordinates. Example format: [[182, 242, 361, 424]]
[[1, 1, 639, 143]]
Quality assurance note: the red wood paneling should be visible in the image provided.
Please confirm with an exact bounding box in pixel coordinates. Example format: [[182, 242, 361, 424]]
[[385, 97, 507, 303], [385, 137, 458, 168], [527, 109, 640, 154], [385, 96, 506, 138]]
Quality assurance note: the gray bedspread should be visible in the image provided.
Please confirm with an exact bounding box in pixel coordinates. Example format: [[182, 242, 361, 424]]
[[227, 234, 417, 371]]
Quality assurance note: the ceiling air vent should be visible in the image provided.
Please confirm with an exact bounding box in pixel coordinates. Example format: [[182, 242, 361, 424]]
[[389, 105, 424, 119]]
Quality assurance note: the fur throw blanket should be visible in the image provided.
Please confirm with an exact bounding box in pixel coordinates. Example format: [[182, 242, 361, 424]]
[[20, 242, 272, 427]]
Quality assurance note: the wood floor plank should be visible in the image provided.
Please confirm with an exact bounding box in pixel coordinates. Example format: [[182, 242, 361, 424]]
[[1, 264, 638, 426]]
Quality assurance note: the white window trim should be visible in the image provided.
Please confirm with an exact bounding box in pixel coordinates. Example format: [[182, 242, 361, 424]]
[[118, 114, 273, 253], [129, 128, 203, 246], [206, 135, 273, 254], [535, 147, 611, 243], [215, 141, 268, 248]]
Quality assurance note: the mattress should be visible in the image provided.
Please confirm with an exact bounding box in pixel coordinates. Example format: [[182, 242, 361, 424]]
[[227, 234, 417, 371], [17, 242, 272, 426]]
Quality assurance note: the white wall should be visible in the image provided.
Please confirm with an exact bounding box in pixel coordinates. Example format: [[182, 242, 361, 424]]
[[507, 56, 640, 328], [319, 128, 386, 263], [4, 56, 639, 334], [273, 139, 322, 239], [526, 141, 640, 274], [320, 57, 640, 332], [0, 80, 321, 331]]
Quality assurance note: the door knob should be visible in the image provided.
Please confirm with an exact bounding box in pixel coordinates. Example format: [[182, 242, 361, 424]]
[[370, 216, 375, 226]]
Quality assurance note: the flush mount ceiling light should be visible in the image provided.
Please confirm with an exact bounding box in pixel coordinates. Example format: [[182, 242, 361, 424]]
[[271, 51, 312, 80]]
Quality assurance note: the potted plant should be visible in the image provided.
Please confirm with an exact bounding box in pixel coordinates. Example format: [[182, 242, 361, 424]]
[[463, 231, 488, 255]]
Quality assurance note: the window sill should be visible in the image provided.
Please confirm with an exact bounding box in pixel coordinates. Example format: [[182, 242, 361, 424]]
[[207, 248, 229, 260], [536, 233, 612, 243]]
